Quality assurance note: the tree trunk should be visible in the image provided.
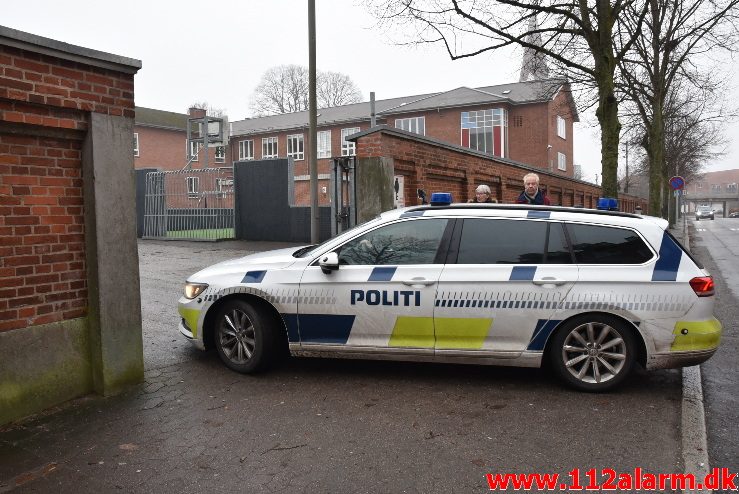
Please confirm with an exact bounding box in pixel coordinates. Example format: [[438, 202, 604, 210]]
[[647, 108, 665, 218], [595, 73, 621, 199]]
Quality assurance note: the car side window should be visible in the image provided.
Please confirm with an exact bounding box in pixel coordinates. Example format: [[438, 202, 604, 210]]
[[337, 218, 449, 265], [546, 222, 573, 263], [566, 223, 653, 264], [457, 219, 559, 264]]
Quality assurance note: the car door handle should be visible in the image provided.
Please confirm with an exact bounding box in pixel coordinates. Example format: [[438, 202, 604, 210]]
[[532, 277, 568, 286], [402, 277, 435, 287]]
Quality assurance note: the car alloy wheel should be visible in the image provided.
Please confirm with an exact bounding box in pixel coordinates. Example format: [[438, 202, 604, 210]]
[[214, 300, 273, 373], [550, 315, 636, 391]]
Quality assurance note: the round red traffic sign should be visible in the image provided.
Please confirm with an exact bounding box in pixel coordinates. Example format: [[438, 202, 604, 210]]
[[669, 176, 685, 190]]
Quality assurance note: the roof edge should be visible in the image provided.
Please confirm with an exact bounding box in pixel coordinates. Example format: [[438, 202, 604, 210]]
[[0, 25, 141, 74]]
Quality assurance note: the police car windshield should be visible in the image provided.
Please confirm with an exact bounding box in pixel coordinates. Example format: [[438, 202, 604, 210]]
[[292, 215, 384, 258]]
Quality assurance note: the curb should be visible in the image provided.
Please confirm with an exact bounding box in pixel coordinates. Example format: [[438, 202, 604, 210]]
[[682, 366, 710, 494], [677, 220, 711, 493]]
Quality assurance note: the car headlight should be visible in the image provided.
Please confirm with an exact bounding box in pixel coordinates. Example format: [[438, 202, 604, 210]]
[[184, 282, 208, 299]]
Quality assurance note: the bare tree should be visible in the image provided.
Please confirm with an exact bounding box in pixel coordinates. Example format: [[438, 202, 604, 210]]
[[318, 71, 363, 108], [617, 0, 739, 218], [250, 65, 362, 116], [620, 83, 728, 210], [367, 0, 650, 198]]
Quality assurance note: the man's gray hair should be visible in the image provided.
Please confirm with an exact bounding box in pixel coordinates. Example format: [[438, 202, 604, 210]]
[[523, 172, 540, 184], [475, 184, 491, 194]]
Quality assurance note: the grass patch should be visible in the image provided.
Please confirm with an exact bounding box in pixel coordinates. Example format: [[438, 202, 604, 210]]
[[166, 228, 234, 239]]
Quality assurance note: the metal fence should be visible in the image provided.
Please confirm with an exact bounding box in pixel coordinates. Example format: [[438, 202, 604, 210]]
[[142, 168, 235, 241]]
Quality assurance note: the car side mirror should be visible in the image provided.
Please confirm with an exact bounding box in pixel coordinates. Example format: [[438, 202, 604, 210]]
[[318, 252, 340, 274]]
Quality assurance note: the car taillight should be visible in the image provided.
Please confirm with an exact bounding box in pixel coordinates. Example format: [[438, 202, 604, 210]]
[[689, 276, 715, 297]]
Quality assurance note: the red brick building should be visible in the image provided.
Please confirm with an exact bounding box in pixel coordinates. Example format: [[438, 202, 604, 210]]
[[135, 106, 227, 171], [229, 79, 577, 205]]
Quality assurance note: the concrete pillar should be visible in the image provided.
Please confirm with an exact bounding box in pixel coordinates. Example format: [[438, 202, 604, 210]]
[[355, 157, 395, 223], [83, 113, 144, 395]]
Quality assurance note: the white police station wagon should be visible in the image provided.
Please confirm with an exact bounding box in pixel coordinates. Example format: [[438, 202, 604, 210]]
[[178, 199, 721, 391]]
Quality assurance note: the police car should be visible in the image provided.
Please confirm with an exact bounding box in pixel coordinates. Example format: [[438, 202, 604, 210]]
[[178, 196, 722, 391]]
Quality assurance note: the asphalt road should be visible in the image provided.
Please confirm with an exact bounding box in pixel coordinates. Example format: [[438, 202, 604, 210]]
[[688, 217, 739, 477]]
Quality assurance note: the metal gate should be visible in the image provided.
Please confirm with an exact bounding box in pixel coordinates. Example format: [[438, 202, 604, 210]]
[[142, 168, 235, 241]]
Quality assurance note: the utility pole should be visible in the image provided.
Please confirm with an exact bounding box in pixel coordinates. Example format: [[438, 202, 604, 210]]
[[308, 0, 319, 243]]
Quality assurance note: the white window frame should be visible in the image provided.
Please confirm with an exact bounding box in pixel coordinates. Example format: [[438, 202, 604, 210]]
[[460, 108, 508, 157], [557, 115, 566, 139], [186, 176, 199, 197], [133, 133, 139, 157], [239, 140, 254, 161], [341, 127, 360, 156], [262, 137, 278, 159], [189, 141, 202, 161], [317, 130, 331, 158], [287, 134, 304, 161], [395, 116, 426, 135], [557, 152, 567, 171], [215, 146, 225, 163]]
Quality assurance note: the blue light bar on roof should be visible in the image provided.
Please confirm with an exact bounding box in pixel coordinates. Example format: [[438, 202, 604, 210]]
[[430, 192, 453, 206], [597, 197, 619, 211]]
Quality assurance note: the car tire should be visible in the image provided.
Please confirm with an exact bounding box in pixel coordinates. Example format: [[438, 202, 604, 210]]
[[213, 299, 276, 374], [549, 314, 636, 392]]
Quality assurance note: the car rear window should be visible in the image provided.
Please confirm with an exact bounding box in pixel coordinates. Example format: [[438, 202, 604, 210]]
[[566, 223, 653, 264]]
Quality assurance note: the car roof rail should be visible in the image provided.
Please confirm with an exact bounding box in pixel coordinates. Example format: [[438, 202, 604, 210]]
[[404, 203, 642, 218]]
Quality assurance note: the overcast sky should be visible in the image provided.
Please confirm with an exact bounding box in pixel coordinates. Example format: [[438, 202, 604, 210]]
[[4, 0, 737, 183]]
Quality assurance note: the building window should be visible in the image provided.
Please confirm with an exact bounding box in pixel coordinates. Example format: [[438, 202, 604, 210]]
[[711, 184, 721, 193], [557, 152, 566, 171], [133, 133, 139, 157], [287, 134, 304, 160], [189, 141, 202, 161], [239, 140, 254, 161], [460, 109, 508, 157], [262, 137, 278, 159], [395, 116, 425, 135], [186, 176, 199, 198], [557, 115, 566, 139], [728, 183, 738, 193], [317, 130, 331, 158], [215, 146, 225, 163], [697, 182, 703, 189], [341, 127, 360, 156]]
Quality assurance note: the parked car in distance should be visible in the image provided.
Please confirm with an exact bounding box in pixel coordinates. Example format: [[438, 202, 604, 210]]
[[178, 201, 722, 392], [729, 211, 739, 218], [695, 206, 714, 220]]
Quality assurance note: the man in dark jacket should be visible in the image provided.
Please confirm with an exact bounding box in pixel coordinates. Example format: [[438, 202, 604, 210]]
[[516, 172, 551, 205]]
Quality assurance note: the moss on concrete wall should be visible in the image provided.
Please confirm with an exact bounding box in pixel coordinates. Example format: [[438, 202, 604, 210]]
[[0, 318, 92, 426]]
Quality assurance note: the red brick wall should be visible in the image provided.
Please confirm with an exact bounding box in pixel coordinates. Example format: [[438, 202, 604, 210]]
[[355, 128, 647, 213], [0, 45, 135, 119], [0, 134, 86, 331], [1, 44, 136, 332], [134, 126, 186, 171]]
